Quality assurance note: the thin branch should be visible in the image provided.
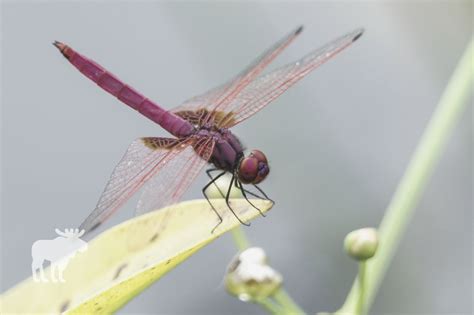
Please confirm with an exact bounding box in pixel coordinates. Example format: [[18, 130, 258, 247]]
[[336, 38, 473, 314]]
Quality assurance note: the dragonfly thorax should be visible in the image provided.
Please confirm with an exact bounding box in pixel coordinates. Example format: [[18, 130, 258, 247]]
[[196, 127, 244, 173]]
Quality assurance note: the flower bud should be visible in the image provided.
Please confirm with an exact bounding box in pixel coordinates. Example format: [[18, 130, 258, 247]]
[[206, 173, 243, 199], [225, 247, 282, 301], [344, 228, 379, 261]]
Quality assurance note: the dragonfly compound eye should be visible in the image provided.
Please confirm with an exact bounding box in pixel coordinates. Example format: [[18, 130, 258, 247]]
[[250, 149, 268, 164], [238, 150, 270, 184]]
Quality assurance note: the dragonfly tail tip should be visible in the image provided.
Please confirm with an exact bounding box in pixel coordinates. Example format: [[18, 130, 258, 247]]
[[352, 29, 364, 42], [52, 40, 64, 49], [295, 25, 304, 35], [52, 41, 71, 59]]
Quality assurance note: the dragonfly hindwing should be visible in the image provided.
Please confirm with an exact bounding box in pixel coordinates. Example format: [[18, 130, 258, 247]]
[[142, 137, 179, 150]]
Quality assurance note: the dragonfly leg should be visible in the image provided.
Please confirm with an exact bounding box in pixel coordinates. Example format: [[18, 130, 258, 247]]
[[206, 168, 226, 199], [235, 181, 274, 204], [202, 170, 226, 233], [238, 183, 265, 200], [236, 180, 266, 217], [225, 176, 251, 226], [253, 184, 274, 204]]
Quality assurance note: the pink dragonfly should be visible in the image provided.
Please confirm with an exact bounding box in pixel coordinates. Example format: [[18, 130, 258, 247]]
[[54, 26, 363, 233]]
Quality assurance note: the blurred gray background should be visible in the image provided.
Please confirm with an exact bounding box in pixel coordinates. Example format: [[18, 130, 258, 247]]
[[1, 1, 472, 314]]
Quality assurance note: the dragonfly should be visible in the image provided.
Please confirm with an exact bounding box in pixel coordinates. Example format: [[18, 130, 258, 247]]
[[54, 25, 363, 234]]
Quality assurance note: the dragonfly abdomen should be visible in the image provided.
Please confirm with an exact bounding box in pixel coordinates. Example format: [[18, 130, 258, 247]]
[[53, 41, 194, 138]]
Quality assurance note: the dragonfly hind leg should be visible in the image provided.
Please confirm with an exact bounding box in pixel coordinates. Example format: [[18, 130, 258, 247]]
[[202, 170, 225, 233], [206, 168, 226, 198]]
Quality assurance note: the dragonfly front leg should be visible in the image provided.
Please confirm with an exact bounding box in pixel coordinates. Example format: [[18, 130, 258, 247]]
[[253, 184, 274, 204], [236, 179, 274, 206], [235, 180, 267, 218]]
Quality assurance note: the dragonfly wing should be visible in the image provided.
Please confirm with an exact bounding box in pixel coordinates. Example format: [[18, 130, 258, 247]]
[[172, 26, 304, 124], [219, 28, 364, 128], [173, 83, 231, 114], [174, 108, 234, 127], [135, 137, 215, 215], [79, 137, 189, 233]]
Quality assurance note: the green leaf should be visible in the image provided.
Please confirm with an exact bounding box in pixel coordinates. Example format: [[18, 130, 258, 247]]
[[0, 199, 272, 313]]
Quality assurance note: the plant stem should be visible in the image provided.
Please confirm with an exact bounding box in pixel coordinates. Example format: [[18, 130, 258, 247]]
[[231, 226, 250, 251], [255, 298, 283, 314], [272, 288, 306, 315], [337, 39, 473, 314], [356, 262, 366, 315], [230, 226, 306, 314]]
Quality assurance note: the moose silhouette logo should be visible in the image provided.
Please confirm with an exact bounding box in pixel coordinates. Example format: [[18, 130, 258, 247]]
[[31, 228, 88, 282]]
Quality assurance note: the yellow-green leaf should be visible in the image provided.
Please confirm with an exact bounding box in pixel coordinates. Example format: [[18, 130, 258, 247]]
[[0, 199, 272, 313]]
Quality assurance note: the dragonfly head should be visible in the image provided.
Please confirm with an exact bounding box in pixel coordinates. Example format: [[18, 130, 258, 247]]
[[237, 150, 269, 184]]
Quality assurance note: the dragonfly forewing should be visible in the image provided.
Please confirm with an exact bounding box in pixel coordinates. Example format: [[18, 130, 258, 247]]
[[219, 28, 364, 128], [172, 25, 304, 125], [171, 27, 363, 129]]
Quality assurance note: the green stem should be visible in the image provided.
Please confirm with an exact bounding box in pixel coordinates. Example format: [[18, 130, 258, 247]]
[[230, 226, 250, 251], [356, 262, 366, 315], [255, 298, 284, 314], [272, 288, 306, 315], [230, 226, 306, 314], [337, 39, 473, 314]]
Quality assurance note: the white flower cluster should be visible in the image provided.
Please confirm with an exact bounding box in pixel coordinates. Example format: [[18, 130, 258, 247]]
[[225, 247, 282, 302]]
